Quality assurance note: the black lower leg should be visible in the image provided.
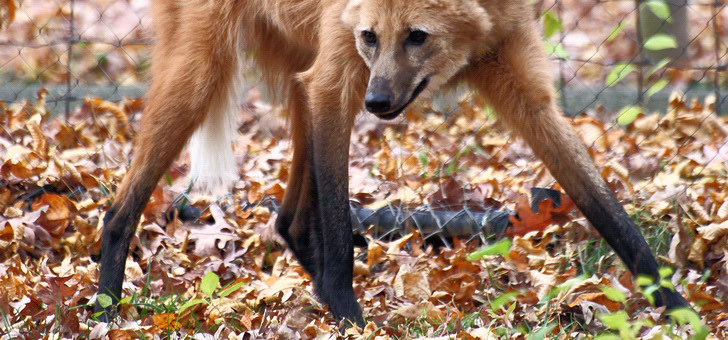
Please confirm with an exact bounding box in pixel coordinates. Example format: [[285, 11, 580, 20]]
[[312, 159, 363, 326], [95, 205, 144, 320], [578, 190, 689, 310], [275, 174, 323, 279], [95, 177, 159, 320]]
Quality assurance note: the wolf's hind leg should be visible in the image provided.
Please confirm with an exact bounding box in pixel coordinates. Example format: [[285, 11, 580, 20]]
[[466, 21, 689, 310]]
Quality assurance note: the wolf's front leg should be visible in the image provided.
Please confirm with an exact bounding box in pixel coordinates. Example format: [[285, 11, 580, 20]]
[[310, 109, 363, 326], [274, 57, 367, 329], [271, 2, 369, 326]]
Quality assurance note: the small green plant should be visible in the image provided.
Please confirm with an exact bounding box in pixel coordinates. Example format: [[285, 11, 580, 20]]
[[466, 238, 512, 262], [490, 291, 521, 312], [629, 204, 673, 258], [596, 310, 650, 339], [95, 290, 184, 326], [599, 285, 627, 304], [636, 267, 677, 306], [178, 271, 245, 314], [94, 270, 244, 333], [667, 308, 709, 340], [528, 323, 558, 340], [577, 238, 615, 276], [593, 268, 708, 339], [418, 148, 429, 178], [431, 146, 470, 178]]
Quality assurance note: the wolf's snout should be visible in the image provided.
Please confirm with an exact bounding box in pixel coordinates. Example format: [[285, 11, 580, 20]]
[[364, 92, 391, 113]]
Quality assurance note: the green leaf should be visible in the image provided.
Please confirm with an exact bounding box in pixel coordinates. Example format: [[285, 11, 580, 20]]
[[645, 58, 670, 78], [605, 63, 635, 87], [219, 281, 245, 298], [646, 79, 668, 100], [91, 311, 107, 319], [642, 290, 657, 305], [660, 278, 675, 290], [527, 323, 557, 340], [97, 294, 113, 308], [657, 267, 676, 289], [599, 285, 626, 303], [636, 275, 659, 305], [418, 149, 428, 168], [505, 298, 517, 318], [635, 274, 655, 287], [616, 106, 641, 126], [658, 266, 674, 278], [645, 0, 672, 22], [667, 308, 709, 340], [544, 41, 568, 59], [598, 311, 629, 331], [543, 11, 562, 38], [200, 271, 220, 297], [446, 159, 457, 176], [667, 307, 701, 324], [467, 238, 512, 261], [491, 291, 521, 310], [644, 34, 678, 51], [178, 299, 208, 313], [607, 22, 626, 42]]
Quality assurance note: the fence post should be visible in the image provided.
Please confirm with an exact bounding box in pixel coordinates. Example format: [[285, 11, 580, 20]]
[[712, 1, 725, 115], [65, 0, 75, 119], [637, 0, 690, 63]]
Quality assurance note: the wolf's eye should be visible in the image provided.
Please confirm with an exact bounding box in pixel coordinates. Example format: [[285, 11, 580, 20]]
[[362, 30, 377, 46], [406, 30, 428, 45]]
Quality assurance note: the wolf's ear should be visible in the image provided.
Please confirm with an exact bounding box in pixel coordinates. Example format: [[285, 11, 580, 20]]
[[341, 0, 363, 30]]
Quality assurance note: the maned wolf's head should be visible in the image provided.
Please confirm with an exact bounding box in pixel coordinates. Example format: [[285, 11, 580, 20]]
[[342, 0, 493, 120]]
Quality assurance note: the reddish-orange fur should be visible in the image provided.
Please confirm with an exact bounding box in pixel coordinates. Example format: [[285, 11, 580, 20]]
[[96, 0, 690, 326]]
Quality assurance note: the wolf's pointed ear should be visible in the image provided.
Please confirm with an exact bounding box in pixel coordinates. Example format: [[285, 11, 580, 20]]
[[341, 0, 363, 30]]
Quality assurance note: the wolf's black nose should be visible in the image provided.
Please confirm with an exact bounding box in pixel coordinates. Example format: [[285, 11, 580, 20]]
[[365, 92, 391, 113]]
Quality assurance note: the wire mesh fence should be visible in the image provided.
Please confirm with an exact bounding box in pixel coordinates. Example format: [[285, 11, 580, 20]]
[[1, 0, 726, 245], [1, 1, 725, 115], [0, 0, 149, 116]]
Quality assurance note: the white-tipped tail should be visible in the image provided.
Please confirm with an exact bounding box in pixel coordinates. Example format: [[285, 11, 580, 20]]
[[188, 79, 241, 195]]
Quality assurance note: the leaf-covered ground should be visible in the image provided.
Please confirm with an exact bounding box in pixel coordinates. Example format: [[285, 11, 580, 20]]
[[1, 88, 727, 339]]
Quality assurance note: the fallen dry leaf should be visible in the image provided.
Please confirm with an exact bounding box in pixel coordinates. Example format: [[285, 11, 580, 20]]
[[388, 301, 444, 324], [507, 193, 575, 236], [393, 266, 431, 301]]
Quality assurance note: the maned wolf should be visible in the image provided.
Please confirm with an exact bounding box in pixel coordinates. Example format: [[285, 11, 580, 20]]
[[96, 0, 690, 325]]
